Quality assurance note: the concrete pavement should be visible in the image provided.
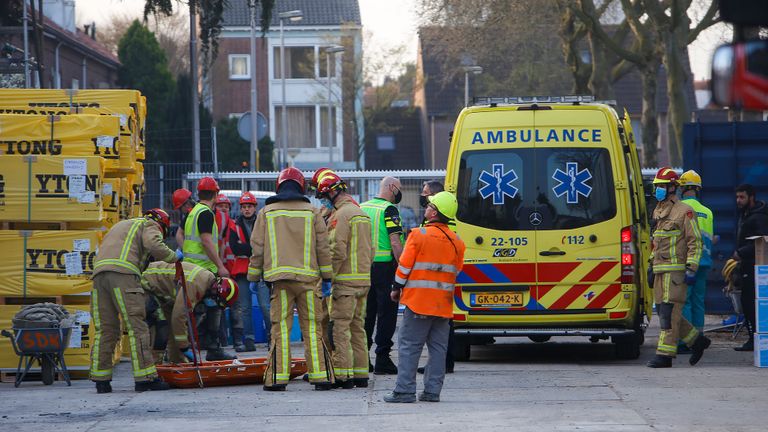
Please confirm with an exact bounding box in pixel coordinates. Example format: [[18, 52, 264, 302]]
[[1, 318, 767, 432]]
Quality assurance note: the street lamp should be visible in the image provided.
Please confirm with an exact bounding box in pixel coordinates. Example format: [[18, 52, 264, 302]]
[[279, 10, 303, 169], [325, 45, 344, 167], [248, 0, 258, 171], [463, 65, 483, 107]]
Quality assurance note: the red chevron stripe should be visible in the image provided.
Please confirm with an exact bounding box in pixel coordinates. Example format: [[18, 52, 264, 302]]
[[496, 263, 536, 282], [461, 265, 493, 284], [548, 284, 592, 310], [537, 262, 580, 283], [580, 261, 618, 282], [586, 283, 622, 309], [533, 284, 554, 300]]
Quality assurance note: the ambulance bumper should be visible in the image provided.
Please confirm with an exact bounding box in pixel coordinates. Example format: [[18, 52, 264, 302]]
[[453, 327, 636, 337]]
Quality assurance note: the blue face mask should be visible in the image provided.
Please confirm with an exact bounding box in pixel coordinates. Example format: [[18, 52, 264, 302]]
[[321, 198, 334, 210], [655, 187, 667, 202], [203, 297, 217, 308]]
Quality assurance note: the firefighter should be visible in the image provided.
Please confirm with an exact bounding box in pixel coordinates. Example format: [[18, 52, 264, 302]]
[[384, 192, 466, 403], [316, 171, 374, 389], [172, 188, 195, 248], [228, 192, 262, 352], [90, 208, 181, 393], [142, 262, 238, 362], [248, 167, 335, 391], [647, 167, 711, 368], [678, 170, 714, 336], [182, 177, 229, 277], [361, 176, 405, 375]]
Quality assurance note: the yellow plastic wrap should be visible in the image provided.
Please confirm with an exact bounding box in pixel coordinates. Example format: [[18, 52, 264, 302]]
[[0, 89, 143, 166], [128, 162, 145, 217], [0, 229, 101, 296], [0, 304, 94, 371], [0, 114, 124, 173], [100, 177, 131, 229], [137, 96, 147, 161], [0, 155, 105, 223]]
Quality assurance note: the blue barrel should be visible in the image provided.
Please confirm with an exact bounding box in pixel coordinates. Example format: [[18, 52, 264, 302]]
[[290, 312, 301, 342], [251, 293, 268, 343]]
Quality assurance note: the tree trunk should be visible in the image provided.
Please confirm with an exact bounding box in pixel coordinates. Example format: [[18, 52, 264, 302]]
[[639, 66, 660, 167], [662, 39, 690, 167]]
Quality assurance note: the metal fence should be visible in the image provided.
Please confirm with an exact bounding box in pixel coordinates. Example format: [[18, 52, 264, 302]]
[[182, 170, 447, 232]]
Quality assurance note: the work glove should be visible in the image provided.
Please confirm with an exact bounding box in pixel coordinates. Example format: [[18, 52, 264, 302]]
[[685, 269, 696, 286], [321, 280, 332, 298], [180, 348, 194, 362], [175, 249, 184, 262], [249, 281, 258, 294]]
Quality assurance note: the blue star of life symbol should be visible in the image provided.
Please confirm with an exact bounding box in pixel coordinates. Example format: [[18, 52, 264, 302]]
[[479, 164, 518, 205], [552, 162, 592, 204]]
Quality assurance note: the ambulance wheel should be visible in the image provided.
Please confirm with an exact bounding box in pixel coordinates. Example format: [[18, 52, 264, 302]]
[[41, 356, 55, 385], [613, 332, 642, 360], [528, 335, 551, 343], [452, 337, 471, 361]]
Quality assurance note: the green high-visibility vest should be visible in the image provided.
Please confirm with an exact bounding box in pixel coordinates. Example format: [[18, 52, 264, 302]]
[[182, 202, 218, 273], [361, 198, 399, 263]]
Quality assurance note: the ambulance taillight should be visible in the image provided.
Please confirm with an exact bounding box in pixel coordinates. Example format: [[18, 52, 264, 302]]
[[620, 226, 635, 284]]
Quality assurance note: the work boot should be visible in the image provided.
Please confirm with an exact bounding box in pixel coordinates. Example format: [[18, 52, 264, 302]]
[[689, 335, 711, 366], [352, 378, 369, 388], [646, 355, 673, 368], [383, 391, 416, 403], [232, 329, 245, 352], [205, 348, 236, 361], [374, 355, 398, 375], [302, 373, 309, 382], [418, 392, 440, 402], [244, 338, 257, 352], [234, 343, 247, 352], [333, 379, 355, 389], [263, 384, 286, 391], [314, 383, 333, 391], [734, 339, 754, 352], [135, 378, 171, 392], [95, 381, 112, 394]]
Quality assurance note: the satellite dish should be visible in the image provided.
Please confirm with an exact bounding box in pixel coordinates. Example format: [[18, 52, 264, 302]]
[[237, 111, 268, 142]]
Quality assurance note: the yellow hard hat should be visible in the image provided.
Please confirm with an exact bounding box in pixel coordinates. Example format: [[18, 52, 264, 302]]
[[428, 191, 458, 220], [679, 170, 702, 188]]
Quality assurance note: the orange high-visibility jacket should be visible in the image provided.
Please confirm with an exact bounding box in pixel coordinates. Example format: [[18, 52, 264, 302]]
[[394, 223, 466, 318]]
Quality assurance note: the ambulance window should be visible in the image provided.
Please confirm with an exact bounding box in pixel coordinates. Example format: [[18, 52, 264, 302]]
[[456, 149, 531, 230], [538, 148, 616, 229]]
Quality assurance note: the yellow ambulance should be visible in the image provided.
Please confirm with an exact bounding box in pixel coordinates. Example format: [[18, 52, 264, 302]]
[[445, 96, 652, 360]]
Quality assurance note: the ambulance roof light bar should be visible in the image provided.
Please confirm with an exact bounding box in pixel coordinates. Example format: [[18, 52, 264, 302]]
[[472, 95, 616, 106]]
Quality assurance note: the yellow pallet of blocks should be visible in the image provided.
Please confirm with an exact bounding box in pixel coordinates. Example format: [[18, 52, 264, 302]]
[[0, 107, 138, 174], [0, 304, 94, 372], [137, 95, 146, 161], [128, 162, 145, 217], [0, 114, 123, 173], [0, 155, 105, 223], [0, 89, 144, 162], [0, 230, 101, 297]]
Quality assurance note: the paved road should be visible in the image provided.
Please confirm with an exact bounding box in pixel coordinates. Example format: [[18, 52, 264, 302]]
[[1, 319, 766, 432]]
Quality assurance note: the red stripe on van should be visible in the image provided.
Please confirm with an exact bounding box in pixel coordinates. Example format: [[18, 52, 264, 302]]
[[586, 284, 622, 309], [537, 262, 580, 283], [580, 261, 618, 282], [548, 284, 592, 310], [460, 265, 494, 284], [496, 263, 536, 282]]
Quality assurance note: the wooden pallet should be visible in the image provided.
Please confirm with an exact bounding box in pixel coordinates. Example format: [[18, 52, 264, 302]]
[[1, 221, 71, 231], [0, 295, 90, 306]]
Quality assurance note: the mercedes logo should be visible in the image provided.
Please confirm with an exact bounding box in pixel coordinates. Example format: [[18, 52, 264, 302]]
[[529, 212, 543, 226]]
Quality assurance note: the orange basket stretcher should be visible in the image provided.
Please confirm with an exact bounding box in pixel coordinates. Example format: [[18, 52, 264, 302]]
[[156, 357, 307, 389]]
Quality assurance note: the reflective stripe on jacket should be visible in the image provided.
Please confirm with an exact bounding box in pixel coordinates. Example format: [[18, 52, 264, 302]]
[[182, 202, 218, 273], [361, 198, 398, 262], [395, 223, 466, 318], [247, 200, 332, 283], [226, 218, 250, 277], [328, 194, 374, 290], [651, 196, 702, 273], [94, 218, 177, 277], [141, 261, 215, 349], [681, 197, 713, 268]]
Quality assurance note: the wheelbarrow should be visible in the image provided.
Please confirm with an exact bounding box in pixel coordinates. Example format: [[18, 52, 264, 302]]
[[1, 327, 72, 387]]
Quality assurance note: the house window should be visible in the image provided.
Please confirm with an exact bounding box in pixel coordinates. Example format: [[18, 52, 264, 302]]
[[274, 47, 315, 79], [318, 53, 338, 78], [377, 135, 395, 151], [275, 106, 316, 148], [320, 107, 338, 147], [229, 54, 250, 79]]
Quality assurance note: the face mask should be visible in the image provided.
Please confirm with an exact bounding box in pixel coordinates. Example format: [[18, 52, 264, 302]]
[[419, 195, 429, 208], [320, 198, 334, 210], [203, 297, 217, 308], [655, 187, 667, 202], [393, 190, 402, 205]]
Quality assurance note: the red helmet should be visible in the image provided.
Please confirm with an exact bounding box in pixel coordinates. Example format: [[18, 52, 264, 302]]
[[239, 191, 257, 205], [653, 167, 680, 185], [198, 176, 220, 193], [316, 172, 347, 197], [172, 188, 193, 210], [276, 167, 306, 192], [213, 277, 239, 307], [309, 167, 333, 191], [215, 193, 231, 208], [144, 208, 171, 238]]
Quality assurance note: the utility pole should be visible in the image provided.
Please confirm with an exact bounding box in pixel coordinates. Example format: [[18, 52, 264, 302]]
[[190, 1, 201, 172], [249, 0, 259, 171]]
